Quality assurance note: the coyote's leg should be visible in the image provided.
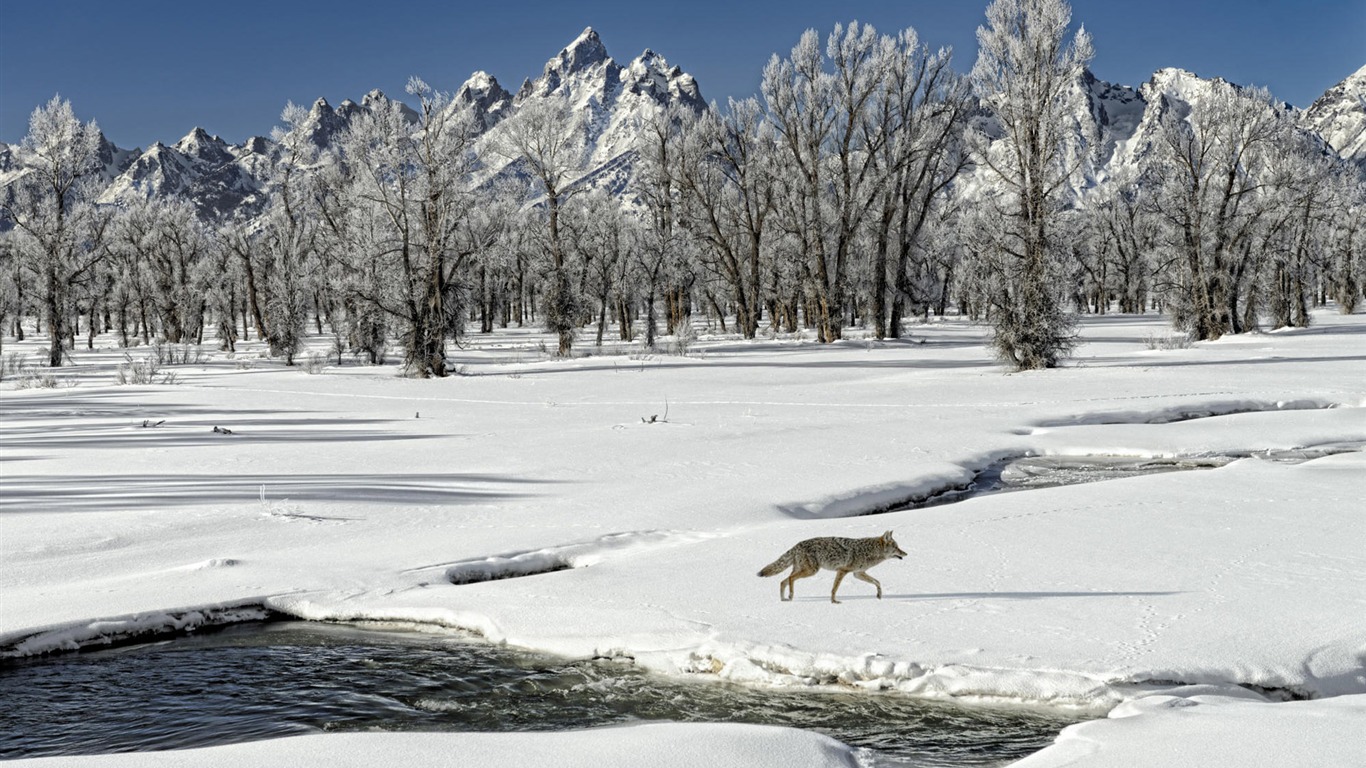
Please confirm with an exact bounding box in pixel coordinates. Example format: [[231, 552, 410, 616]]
[[853, 571, 883, 599], [782, 563, 819, 601], [830, 570, 849, 603]]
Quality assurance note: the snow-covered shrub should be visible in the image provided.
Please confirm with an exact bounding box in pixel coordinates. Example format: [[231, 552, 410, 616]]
[[149, 341, 206, 366], [1145, 332, 1193, 351], [671, 321, 696, 356], [116, 353, 160, 385]]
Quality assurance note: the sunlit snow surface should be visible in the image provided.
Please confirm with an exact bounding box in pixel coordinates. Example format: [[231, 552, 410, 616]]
[[2, 311, 1364, 767]]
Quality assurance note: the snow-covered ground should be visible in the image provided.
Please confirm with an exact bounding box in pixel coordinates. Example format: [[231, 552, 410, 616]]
[[2, 310, 1364, 766], [2, 724, 863, 768]]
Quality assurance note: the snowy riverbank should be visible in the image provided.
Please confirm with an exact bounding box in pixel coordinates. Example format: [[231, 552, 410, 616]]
[[3, 311, 1364, 765]]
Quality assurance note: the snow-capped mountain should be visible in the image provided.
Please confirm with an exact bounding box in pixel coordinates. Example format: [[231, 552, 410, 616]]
[[452, 72, 513, 133], [294, 97, 351, 150], [2, 30, 1359, 225], [98, 127, 266, 218], [1083, 69, 1146, 164], [97, 89, 426, 219], [96, 134, 142, 183], [1094, 67, 1321, 188], [479, 27, 705, 195], [964, 67, 1146, 196], [1102, 67, 1225, 175], [1304, 64, 1366, 170]]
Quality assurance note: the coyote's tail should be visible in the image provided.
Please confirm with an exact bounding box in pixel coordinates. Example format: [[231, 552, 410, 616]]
[[757, 547, 795, 577]]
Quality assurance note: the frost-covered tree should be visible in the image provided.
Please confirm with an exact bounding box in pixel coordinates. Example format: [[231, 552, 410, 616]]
[[1256, 135, 1365, 329], [109, 197, 212, 344], [1, 96, 112, 367], [1144, 83, 1287, 339], [969, 0, 1094, 369], [332, 80, 484, 377], [632, 103, 690, 346], [1085, 168, 1156, 314], [866, 29, 971, 337], [675, 99, 778, 339], [0, 234, 19, 354], [763, 23, 888, 343], [466, 185, 522, 335], [493, 95, 585, 356], [245, 101, 322, 365], [220, 215, 270, 344], [564, 190, 635, 346], [1327, 178, 1365, 314]]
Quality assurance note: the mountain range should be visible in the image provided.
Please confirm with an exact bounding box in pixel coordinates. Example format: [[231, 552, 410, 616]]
[[1, 30, 1362, 222]]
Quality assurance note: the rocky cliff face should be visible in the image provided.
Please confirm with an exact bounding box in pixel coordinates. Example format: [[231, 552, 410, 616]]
[[1304, 64, 1366, 171]]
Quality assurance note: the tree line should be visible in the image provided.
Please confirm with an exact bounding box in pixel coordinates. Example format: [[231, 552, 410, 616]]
[[2, 0, 1362, 376]]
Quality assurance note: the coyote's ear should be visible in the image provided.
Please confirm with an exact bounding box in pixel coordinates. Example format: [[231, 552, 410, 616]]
[[882, 530, 893, 540]]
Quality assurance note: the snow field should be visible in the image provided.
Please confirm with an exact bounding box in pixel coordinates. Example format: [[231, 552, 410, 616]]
[[2, 311, 1365, 766], [0, 723, 863, 768]]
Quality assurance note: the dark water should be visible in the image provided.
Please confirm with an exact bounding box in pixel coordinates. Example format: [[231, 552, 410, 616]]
[[893, 445, 1365, 515], [0, 622, 1079, 766], [885, 455, 1231, 513]]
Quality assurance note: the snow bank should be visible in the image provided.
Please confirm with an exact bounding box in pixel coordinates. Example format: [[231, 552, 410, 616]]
[[1014, 692, 1366, 767], [1, 723, 863, 768], [1, 603, 274, 658], [683, 641, 1123, 710]]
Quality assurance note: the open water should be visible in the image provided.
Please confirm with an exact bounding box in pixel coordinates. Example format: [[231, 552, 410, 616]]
[[0, 621, 1080, 766]]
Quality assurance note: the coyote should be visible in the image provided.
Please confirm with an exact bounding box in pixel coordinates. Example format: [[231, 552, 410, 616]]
[[757, 531, 906, 603]]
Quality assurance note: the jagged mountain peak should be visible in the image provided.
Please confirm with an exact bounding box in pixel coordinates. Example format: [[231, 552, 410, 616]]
[[454, 71, 513, 132], [240, 136, 271, 155], [173, 127, 230, 162], [360, 89, 392, 109], [623, 48, 704, 111], [519, 27, 620, 101], [358, 89, 419, 123], [459, 71, 504, 95], [558, 27, 610, 74], [1081, 69, 1145, 163], [1305, 63, 1366, 169], [1142, 67, 1214, 99], [478, 27, 707, 200], [337, 99, 362, 121], [176, 126, 214, 144]]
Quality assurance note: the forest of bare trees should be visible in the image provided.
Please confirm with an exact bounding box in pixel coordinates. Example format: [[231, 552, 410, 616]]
[[2, 0, 1363, 376]]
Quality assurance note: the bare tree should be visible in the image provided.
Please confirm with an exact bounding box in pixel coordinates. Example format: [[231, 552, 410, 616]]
[[332, 80, 483, 376], [969, 0, 1094, 368], [109, 197, 211, 344], [1144, 83, 1287, 339], [2, 96, 112, 367], [242, 101, 325, 365], [867, 29, 972, 337], [1086, 168, 1157, 314], [565, 190, 635, 346], [1327, 179, 1365, 314], [493, 95, 585, 356], [764, 24, 888, 343], [1261, 135, 1355, 329], [674, 100, 775, 338]]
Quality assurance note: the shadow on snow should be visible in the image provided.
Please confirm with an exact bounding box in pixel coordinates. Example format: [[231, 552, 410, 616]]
[[0, 473, 551, 512]]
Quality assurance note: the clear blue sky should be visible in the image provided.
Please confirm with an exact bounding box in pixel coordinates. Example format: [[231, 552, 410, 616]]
[[2, 0, 1362, 149]]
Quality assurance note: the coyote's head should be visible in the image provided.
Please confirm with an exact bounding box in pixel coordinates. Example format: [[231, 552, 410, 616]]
[[880, 530, 907, 560]]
